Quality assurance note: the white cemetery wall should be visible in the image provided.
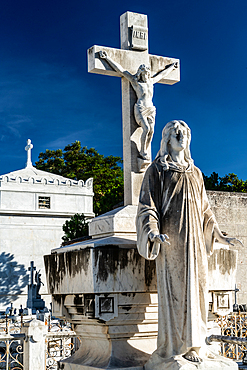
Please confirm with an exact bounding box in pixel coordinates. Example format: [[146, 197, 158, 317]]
[[207, 190, 247, 304]]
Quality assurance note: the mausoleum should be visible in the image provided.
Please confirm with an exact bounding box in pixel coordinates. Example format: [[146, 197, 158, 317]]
[[0, 139, 94, 310]]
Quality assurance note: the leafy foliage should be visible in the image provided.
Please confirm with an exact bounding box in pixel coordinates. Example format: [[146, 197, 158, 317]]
[[203, 172, 247, 193], [35, 141, 124, 215], [62, 213, 89, 242]]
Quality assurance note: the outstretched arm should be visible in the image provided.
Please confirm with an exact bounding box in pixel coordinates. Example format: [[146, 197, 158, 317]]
[[152, 62, 178, 84], [213, 224, 244, 247], [99, 51, 135, 83]]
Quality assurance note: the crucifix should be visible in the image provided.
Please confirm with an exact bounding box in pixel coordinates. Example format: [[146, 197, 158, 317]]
[[25, 139, 33, 168], [28, 261, 36, 286], [88, 11, 180, 206]]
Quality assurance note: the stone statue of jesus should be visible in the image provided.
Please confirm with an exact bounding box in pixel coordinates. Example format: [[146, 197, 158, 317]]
[[136, 120, 241, 369], [99, 51, 177, 160]]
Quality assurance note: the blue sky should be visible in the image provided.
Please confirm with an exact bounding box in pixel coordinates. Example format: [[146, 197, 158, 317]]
[[0, 0, 247, 179]]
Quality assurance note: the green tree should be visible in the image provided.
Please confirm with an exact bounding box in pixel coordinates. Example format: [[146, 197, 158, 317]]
[[62, 213, 89, 242], [203, 172, 247, 193], [35, 141, 124, 215]]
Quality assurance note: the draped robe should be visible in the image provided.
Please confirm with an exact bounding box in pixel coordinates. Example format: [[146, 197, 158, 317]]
[[134, 103, 156, 125], [136, 158, 217, 360]]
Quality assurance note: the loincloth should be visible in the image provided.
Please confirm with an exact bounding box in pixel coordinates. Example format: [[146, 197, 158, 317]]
[[134, 104, 156, 125]]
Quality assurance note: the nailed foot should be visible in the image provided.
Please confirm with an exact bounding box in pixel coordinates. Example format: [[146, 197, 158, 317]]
[[139, 152, 150, 161], [183, 350, 202, 363]]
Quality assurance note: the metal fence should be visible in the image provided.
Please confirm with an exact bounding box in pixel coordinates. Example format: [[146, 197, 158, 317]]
[[0, 316, 79, 370], [0, 335, 24, 369], [45, 319, 79, 370], [2, 312, 247, 368], [0, 316, 24, 369], [216, 313, 247, 360]]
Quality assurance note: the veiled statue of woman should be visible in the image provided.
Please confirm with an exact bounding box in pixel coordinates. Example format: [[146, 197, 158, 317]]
[[136, 120, 240, 369]]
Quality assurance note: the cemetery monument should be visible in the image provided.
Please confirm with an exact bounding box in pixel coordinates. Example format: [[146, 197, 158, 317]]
[[88, 11, 180, 202], [45, 11, 241, 370], [27, 261, 45, 313]]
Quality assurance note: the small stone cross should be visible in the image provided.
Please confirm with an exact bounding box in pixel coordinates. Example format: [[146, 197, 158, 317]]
[[25, 139, 33, 168], [88, 12, 180, 206], [28, 261, 36, 286]]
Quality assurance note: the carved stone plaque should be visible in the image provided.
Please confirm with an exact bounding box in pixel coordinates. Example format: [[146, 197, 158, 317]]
[[131, 25, 148, 51], [99, 297, 114, 313], [217, 293, 230, 309], [212, 291, 232, 315]]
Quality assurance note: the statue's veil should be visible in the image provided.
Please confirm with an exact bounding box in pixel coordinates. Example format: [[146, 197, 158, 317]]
[[156, 120, 193, 169]]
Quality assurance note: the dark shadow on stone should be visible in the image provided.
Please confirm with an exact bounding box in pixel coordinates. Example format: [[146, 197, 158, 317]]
[[0, 252, 29, 305]]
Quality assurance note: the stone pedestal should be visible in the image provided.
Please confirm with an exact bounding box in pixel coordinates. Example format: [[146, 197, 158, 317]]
[[45, 236, 157, 370], [22, 319, 47, 370], [27, 285, 46, 313]]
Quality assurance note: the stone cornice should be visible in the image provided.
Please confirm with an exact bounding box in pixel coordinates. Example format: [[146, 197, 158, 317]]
[[0, 175, 93, 190]]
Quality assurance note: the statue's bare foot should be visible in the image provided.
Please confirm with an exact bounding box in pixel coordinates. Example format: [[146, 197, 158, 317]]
[[183, 350, 202, 363]]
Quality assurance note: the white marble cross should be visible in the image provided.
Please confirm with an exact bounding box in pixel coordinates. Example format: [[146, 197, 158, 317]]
[[88, 12, 180, 206], [25, 139, 33, 168]]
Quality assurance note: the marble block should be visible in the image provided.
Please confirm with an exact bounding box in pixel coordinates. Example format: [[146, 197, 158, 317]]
[[88, 205, 138, 239]]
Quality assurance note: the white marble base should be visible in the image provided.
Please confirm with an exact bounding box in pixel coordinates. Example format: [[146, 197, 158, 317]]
[[60, 352, 238, 370], [55, 292, 157, 370], [89, 205, 138, 239], [61, 364, 143, 370], [144, 352, 238, 370]]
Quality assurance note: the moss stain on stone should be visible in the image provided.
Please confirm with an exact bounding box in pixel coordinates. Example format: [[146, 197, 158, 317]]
[[45, 246, 157, 294], [218, 249, 237, 275], [44, 248, 91, 294], [208, 249, 237, 276], [94, 247, 145, 284], [94, 247, 119, 282], [66, 248, 91, 278], [145, 259, 156, 287], [44, 254, 65, 294]]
